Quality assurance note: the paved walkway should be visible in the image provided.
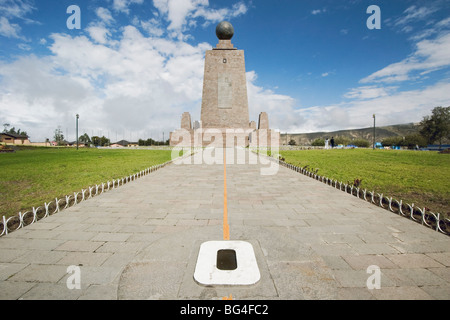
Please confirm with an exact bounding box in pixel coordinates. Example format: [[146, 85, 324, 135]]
[[0, 149, 449, 300]]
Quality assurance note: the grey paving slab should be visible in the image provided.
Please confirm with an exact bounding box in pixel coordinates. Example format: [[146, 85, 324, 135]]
[[0, 149, 449, 300]]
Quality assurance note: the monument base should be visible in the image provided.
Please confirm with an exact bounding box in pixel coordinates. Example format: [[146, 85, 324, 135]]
[[194, 240, 260, 286]]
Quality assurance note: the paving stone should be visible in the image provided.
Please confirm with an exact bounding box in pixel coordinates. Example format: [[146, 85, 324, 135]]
[[78, 284, 118, 300], [428, 267, 450, 283], [55, 231, 98, 241], [321, 256, 353, 270], [58, 266, 123, 286], [385, 253, 445, 268], [24, 222, 61, 230], [370, 286, 434, 300], [341, 254, 398, 270], [0, 281, 36, 300], [22, 229, 62, 239], [332, 269, 373, 288], [336, 287, 376, 300], [350, 243, 401, 255], [19, 283, 83, 300], [426, 252, 450, 267], [420, 285, 450, 300], [0, 263, 29, 280], [56, 252, 112, 267], [9, 264, 68, 283], [55, 240, 105, 252], [0, 249, 30, 263], [91, 232, 131, 242], [13, 250, 67, 264], [94, 241, 147, 254]]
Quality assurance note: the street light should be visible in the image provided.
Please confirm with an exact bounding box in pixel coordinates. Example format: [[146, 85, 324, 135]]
[[372, 114, 376, 150], [76, 114, 79, 150]]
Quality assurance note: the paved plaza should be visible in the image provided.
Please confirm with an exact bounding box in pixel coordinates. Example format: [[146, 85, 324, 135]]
[[0, 149, 449, 300]]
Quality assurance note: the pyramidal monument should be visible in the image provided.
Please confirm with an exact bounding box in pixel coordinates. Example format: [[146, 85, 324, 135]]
[[170, 21, 280, 148]]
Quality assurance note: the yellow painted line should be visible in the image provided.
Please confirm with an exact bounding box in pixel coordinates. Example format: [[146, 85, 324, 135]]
[[223, 148, 230, 240], [223, 149, 232, 300]]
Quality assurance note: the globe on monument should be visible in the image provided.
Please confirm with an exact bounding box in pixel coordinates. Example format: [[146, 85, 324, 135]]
[[216, 21, 234, 40]]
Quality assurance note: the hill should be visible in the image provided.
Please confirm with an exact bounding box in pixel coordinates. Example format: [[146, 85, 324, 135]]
[[281, 123, 421, 146]]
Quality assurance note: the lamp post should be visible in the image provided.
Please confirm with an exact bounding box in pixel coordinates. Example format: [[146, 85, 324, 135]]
[[76, 114, 79, 150], [372, 114, 376, 150]]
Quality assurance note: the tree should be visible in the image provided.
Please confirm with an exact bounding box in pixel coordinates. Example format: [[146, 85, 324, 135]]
[[79, 133, 91, 144], [419, 106, 450, 147], [381, 136, 403, 147], [402, 134, 427, 149], [99, 136, 110, 146], [288, 139, 297, 146], [352, 139, 370, 148], [91, 136, 109, 146], [54, 127, 64, 145], [334, 136, 351, 146], [311, 138, 325, 146], [2, 125, 28, 136]]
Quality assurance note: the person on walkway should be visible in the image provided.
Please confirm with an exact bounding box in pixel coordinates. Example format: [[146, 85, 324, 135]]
[[330, 137, 335, 148]]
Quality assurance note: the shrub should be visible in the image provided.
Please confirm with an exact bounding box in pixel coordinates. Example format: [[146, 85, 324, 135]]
[[352, 139, 371, 148], [334, 136, 351, 146], [311, 138, 325, 146], [381, 136, 403, 147]]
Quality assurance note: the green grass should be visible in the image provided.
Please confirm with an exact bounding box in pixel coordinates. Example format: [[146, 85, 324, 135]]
[[280, 149, 450, 217], [0, 147, 172, 218]]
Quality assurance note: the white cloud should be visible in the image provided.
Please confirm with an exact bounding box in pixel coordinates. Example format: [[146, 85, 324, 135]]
[[344, 86, 398, 100], [86, 25, 111, 44], [361, 32, 450, 83], [246, 71, 302, 132], [96, 7, 115, 25], [409, 16, 450, 41], [112, 0, 144, 14], [321, 72, 329, 77], [311, 9, 326, 15], [153, 0, 248, 37], [395, 5, 437, 27], [0, 24, 211, 142], [294, 81, 450, 133], [0, 0, 35, 19], [0, 0, 36, 39], [140, 18, 165, 37], [0, 16, 22, 39]]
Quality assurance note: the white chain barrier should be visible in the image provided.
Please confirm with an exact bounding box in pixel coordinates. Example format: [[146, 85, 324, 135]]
[[0, 149, 194, 237], [275, 158, 449, 236]]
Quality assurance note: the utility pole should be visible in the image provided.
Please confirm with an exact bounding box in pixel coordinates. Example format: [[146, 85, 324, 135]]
[[372, 114, 376, 150], [76, 114, 79, 150]]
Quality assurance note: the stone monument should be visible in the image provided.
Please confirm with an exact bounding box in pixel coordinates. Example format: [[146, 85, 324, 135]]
[[170, 21, 280, 148]]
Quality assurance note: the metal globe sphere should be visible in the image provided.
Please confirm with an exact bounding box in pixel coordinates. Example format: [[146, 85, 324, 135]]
[[216, 21, 234, 40]]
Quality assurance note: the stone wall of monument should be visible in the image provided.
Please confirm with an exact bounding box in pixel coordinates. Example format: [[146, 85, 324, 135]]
[[200, 43, 249, 129]]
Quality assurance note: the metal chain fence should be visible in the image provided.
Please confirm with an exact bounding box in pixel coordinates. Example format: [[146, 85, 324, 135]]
[[0, 150, 193, 237], [277, 159, 450, 236]]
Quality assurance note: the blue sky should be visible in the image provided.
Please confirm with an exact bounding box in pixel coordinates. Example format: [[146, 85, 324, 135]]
[[1, 0, 450, 142]]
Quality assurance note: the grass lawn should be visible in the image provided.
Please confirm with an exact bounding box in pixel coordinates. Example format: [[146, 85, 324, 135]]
[[0, 147, 172, 218], [280, 149, 450, 218]]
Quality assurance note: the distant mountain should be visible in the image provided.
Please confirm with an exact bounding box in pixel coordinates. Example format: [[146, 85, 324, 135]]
[[281, 123, 421, 146]]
